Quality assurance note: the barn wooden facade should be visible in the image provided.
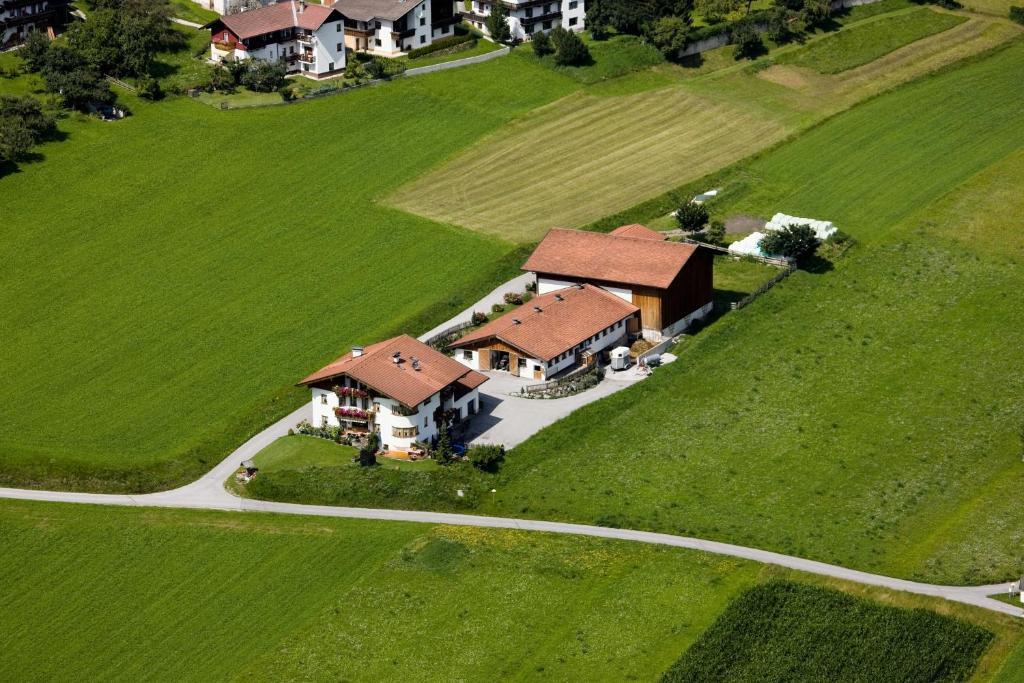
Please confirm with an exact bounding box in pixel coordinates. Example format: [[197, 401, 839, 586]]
[[522, 226, 715, 340]]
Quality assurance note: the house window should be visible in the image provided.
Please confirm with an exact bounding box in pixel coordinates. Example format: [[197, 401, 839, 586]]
[[321, 416, 329, 428], [336, 22, 342, 31], [328, 61, 334, 71], [320, 395, 328, 405], [337, 43, 342, 51], [462, 350, 473, 360], [569, 0, 578, 8], [419, 16, 425, 25], [423, 416, 428, 427], [222, 31, 228, 41], [375, 20, 381, 28], [569, 16, 578, 25], [420, 35, 426, 43], [543, 20, 552, 29], [392, 426, 419, 438], [375, 38, 382, 46], [525, 7, 532, 17]]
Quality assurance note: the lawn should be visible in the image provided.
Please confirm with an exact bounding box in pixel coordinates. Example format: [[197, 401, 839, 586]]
[[776, 7, 966, 74], [406, 36, 503, 68], [3, 499, 1021, 681], [260, 45, 1024, 585], [662, 581, 994, 682], [168, 0, 218, 24], [388, 7, 1019, 241], [0, 56, 578, 493]]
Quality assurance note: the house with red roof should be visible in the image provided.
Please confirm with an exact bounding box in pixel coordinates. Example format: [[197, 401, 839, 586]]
[[521, 225, 715, 340], [333, 0, 459, 56], [298, 335, 488, 452], [206, 1, 347, 79], [450, 284, 638, 380]]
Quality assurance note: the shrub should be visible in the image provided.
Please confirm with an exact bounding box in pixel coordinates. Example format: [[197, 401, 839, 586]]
[[433, 424, 454, 464], [358, 432, 379, 467], [21, 30, 51, 73], [468, 444, 505, 471], [366, 56, 407, 79], [407, 33, 474, 58], [759, 224, 820, 261], [675, 201, 709, 232], [695, 220, 726, 245], [525, 280, 537, 293], [240, 59, 287, 92], [471, 310, 489, 325], [532, 29, 554, 56], [136, 74, 163, 100], [649, 16, 690, 58], [503, 292, 524, 305], [491, 303, 505, 314], [208, 64, 235, 91], [550, 26, 591, 66], [1011, 6, 1024, 24]]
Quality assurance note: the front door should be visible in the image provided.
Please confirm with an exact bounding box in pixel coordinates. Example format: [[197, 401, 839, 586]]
[[517, 357, 527, 377]]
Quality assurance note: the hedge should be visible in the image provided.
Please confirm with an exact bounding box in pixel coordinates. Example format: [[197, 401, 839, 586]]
[[1010, 6, 1024, 24], [407, 33, 475, 59]]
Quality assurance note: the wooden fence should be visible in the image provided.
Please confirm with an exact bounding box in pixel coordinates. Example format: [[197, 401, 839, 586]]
[[729, 266, 795, 311], [681, 237, 794, 269], [522, 362, 599, 396]]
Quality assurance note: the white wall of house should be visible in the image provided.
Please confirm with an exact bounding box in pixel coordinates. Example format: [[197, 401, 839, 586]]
[[469, 0, 585, 40], [537, 277, 578, 295], [210, 18, 345, 79], [657, 301, 714, 340]]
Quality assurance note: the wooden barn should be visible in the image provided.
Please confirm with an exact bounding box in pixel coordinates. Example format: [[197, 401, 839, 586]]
[[521, 225, 715, 340]]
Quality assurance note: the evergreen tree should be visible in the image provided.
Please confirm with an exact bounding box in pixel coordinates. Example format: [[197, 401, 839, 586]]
[[486, 1, 512, 43]]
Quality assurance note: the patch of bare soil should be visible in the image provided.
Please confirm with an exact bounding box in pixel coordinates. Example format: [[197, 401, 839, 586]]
[[725, 215, 766, 234]]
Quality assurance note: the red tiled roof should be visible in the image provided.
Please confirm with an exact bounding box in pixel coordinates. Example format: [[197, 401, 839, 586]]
[[451, 285, 638, 362], [522, 228, 698, 290], [610, 224, 665, 240], [299, 334, 488, 408], [211, 1, 341, 40]]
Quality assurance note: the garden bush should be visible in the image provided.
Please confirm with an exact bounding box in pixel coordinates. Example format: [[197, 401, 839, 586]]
[[366, 56, 408, 79], [407, 33, 474, 58], [468, 444, 505, 471], [661, 582, 993, 683], [1011, 6, 1024, 24], [471, 310, 489, 325], [532, 30, 554, 57], [503, 292, 524, 306], [491, 303, 505, 314], [759, 224, 820, 261]]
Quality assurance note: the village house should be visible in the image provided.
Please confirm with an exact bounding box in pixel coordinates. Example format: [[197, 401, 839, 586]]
[[299, 335, 488, 452], [1, 0, 69, 49], [205, 1, 347, 79], [462, 0, 585, 40], [521, 225, 715, 341], [333, 0, 458, 55], [451, 284, 638, 380]]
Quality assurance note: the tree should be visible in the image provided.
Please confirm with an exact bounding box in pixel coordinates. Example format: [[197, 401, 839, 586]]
[[486, 1, 511, 43], [41, 46, 114, 111], [587, 0, 695, 35], [730, 19, 765, 59], [21, 31, 52, 73], [0, 118, 34, 164], [675, 201, 709, 232], [765, 6, 800, 44], [696, 0, 741, 22], [358, 432, 379, 467], [532, 29, 554, 56], [468, 444, 505, 472], [433, 424, 454, 465], [800, 0, 831, 25], [137, 74, 163, 100], [1011, 6, 1024, 25], [648, 16, 690, 58], [550, 26, 591, 66], [759, 224, 820, 261], [65, 0, 174, 78], [240, 59, 287, 92]]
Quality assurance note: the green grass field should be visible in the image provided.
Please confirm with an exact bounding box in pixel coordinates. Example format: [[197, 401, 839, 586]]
[[255, 44, 1024, 585], [777, 8, 966, 74], [662, 581, 994, 682], [0, 57, 577, 493], [388, 8, 1019, 241], [168, 0, 218, 24], [2, 500, 1021, 681]]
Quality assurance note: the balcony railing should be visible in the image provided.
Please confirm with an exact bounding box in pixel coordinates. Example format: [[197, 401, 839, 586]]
[[296, 33, 314, 44], [298, 52, 315, 63]]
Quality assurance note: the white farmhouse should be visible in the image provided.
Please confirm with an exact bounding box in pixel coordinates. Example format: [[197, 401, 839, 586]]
[[332, 0, 460, 56], [462, 0, 585, 41], [206, 1, 347, 80], [299, 335, 488, 452]]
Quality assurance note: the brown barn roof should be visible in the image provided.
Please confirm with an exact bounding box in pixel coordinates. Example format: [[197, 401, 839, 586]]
[[522, 228, 698, 290], [210, 1, 341, 39], [609, 224, 665, 240], [331, 0, 417, 21], [299, 334, 487, 408], [451, 285, 638, 362]]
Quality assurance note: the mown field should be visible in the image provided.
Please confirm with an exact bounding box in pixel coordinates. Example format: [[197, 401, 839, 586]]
[[388, 4, 1020, 241], [254, 44, 1024, 585], [776, 7, 966, 74], [662, 582, 994, 682], [2, 500, 1021, 681], [0, 56, 580, 493]]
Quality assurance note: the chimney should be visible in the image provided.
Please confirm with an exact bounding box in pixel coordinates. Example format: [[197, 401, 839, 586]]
[[412, 358, 421, 371], [351, 345, 364, 358], [512, 318, 521, 325], [298, 0, 306, 12], [393, 351, 401, 364], [533, 306, 542, 313], [554, 294, 564, 301]]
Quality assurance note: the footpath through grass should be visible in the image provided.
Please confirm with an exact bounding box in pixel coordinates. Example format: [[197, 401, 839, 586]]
[[777, 7, 967, 74], [0, 57, 575, 493], [662, 581, 994, 682]]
